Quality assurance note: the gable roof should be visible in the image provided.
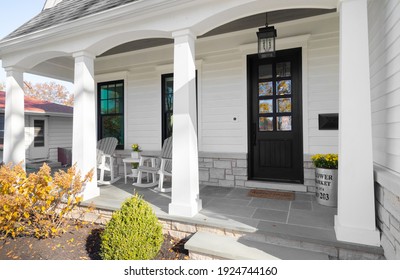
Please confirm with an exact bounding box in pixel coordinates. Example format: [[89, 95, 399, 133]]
[[3, 0, 139, 40], [0, 91, 73, 116]]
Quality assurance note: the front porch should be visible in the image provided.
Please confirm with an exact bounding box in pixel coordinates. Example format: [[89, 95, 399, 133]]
[[81, 181, 384, 260], [0, 0, 384, 249]]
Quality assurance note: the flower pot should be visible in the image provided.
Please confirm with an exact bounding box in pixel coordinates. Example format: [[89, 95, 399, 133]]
[[131, 151, 140, 159], [315, 168, 338, 207], [131, 168, 138, 177]]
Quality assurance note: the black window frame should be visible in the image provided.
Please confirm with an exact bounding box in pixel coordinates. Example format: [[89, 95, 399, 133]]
[[161, 73, 198, 142], [97, 80, 125, 150], [33, 119, 45, 147]]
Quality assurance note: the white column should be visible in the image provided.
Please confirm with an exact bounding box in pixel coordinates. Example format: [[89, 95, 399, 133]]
[[169, 29, 202, 217], [335, 0, 380, 246], [72, 51, 99, 200], [3, 67, 26, 169]]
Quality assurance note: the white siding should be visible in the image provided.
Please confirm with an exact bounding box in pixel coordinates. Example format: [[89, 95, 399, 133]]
[[368, 0, 400, 173], [307, 31, 339, 154], [126, 67, 162, 150], [201, 51, 247, 152], [47, 117, 73, 162]]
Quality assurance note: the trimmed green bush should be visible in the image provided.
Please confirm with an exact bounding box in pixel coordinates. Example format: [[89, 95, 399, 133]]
[[100, 194, 164, 260]]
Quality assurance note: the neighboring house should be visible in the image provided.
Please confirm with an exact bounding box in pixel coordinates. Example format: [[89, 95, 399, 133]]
[[0, 91, 73, 163], [0, 0, 399, 259]]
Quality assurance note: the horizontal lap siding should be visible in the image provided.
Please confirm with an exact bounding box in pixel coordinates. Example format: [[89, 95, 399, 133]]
[[126, 68, 161, 151], [201, 52, 246, 152], [48, 117, 72, 162], [307, 30, 340, 154], [369, 0, 400, 173]]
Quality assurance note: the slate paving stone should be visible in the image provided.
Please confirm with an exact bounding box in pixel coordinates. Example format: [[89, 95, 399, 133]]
[[290, 201, 312, 211], [252, 208, 289, 223], [249, 197, 291, 211]]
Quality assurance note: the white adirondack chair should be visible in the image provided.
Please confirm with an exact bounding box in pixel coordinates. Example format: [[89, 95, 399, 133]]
[[133, 137, 172, 193], [97, 137, 120, 184]]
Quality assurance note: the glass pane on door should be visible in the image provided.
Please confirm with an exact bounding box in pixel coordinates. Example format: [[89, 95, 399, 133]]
[[276, 80, 292, 95], [259, 82, 273, 96], [259, 100, 273, 113], [277, 98, 292, 113], [259, 64, 273, 79], [259, 117, 273, 131], [277, 116, 292, 131], [276, 62, 291, 78]]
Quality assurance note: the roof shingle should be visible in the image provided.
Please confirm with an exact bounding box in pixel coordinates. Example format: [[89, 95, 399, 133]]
[[0, 91, 73, 115], [3, 0, 138, 40]]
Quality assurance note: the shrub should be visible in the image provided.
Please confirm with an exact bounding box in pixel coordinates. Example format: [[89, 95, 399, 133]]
[[100, 194, 164, 260], [0, 163, 93, 239]]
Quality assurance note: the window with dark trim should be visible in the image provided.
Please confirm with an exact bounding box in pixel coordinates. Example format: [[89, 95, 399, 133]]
[[161, 73, 198, 142], [162, 74, 174, 141], [33, 120, 45, 147], [97, 80, 124, 149]]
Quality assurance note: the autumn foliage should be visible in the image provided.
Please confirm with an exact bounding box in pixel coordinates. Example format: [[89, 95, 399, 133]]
[[0, 163, 93, 239]]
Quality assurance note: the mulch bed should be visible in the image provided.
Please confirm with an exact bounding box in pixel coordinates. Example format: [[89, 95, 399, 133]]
[[0, 223, 189, 260]]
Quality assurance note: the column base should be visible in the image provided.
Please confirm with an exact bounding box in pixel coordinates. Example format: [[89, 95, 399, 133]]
[[169, 199, 202, 217], [334, 215, 381, 247], [82, 181, 100, 201]]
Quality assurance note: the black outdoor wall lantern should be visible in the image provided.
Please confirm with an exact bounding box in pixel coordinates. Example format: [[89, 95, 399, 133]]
[[257, 13, 277, 58]]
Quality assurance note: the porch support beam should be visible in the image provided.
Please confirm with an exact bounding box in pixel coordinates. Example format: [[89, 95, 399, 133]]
[[169, 29, 202, 217], [335, 0, 380, 246], [3, 67, 26, 169], [72, 51, 99, 200]]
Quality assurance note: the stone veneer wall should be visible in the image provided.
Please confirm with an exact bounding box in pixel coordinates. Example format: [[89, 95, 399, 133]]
[[304, 155, 316, 192], [113, 150, 317, 192], [198, 152, 248, 188], [374, 165, 400, 260]]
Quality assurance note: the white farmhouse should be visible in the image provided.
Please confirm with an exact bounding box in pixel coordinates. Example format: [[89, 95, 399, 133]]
[[0, 0, 399, 259]]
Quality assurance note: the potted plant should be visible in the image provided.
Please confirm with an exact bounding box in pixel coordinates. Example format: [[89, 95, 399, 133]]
[[311, 153, 338, 207], [131, 144, 141, 159], [131, 162, 139, 177]]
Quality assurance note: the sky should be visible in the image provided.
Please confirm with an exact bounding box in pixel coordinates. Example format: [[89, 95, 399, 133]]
[[0, 0, 73, 92]]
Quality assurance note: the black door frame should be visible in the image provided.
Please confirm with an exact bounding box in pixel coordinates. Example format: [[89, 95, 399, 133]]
[[247, 48, 304, 184]]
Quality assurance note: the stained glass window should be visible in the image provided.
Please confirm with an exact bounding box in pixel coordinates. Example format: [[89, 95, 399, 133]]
[[277, 98, 292, 113], [259, 82, 273, 96], [259, 100, 273, 114], [276, 80, 291, 95], [259, 117, 273, 131], [277, 116, 292, 131]]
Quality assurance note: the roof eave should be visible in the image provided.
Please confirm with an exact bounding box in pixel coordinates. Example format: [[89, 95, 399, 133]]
[[0, 0, 187, 57]]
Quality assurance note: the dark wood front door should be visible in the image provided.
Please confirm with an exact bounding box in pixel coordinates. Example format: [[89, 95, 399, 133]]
[[248, 48, 303, 183]]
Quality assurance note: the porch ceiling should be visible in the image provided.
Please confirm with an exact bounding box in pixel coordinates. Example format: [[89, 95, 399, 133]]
[[100, 8, 336, 57]]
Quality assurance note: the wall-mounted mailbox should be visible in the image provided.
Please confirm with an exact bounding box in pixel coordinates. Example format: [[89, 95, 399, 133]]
[[318, 113, 339, 130]]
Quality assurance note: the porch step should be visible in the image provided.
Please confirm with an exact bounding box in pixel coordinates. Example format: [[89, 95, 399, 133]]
[[245, 180, 307, 192], [241, 221, 385, 260], [185, 232, 329, 260]]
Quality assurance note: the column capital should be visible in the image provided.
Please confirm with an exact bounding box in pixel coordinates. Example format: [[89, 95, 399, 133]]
[[72, 51, 96, 60], [172, 29, 196, 40], [4, 66, 26, 74]]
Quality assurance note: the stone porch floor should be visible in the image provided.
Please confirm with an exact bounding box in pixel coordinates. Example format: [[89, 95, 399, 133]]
[[82, 179, 384, 259], [84, 179, 336, 234]]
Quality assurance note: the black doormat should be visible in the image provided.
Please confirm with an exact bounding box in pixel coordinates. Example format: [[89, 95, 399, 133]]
[[247, 189, 295, 201]]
